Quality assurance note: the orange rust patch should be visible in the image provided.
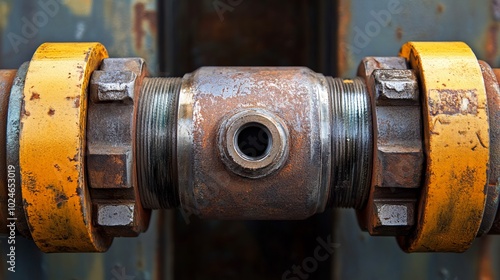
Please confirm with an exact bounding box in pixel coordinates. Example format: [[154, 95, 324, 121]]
[[30, 92, 40, 100], [486, 23, 499, 65], [337, 0, 351, 76], [437, 4, 445, 14], [396, 27, 403, 41], [134, 3, 157, 51]]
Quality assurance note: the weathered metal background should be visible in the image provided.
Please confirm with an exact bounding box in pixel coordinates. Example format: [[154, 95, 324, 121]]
[[0, 1, 165, 280], [0, 0, 158, 74], [336, 0, 500, 279], [0, 0, 499, 279]]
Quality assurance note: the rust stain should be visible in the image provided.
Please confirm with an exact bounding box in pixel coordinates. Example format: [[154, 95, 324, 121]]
[[429, 89, 478, 116], [396, 27, 403, 41], [134, 3, 158, 51], [436, 4, 445, 14], [486, 23, 499, 65], [48, 108, 55, 116], [478, 237, 494, 280], [73, 96, 80, 108], [55, 193, 69, 209], [30, 92, 40, 100], [337, 0, 351, 76]]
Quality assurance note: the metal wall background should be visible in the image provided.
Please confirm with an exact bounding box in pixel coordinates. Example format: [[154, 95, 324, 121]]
[[0, 0, 499, 279], [335, 1, 500, 279]]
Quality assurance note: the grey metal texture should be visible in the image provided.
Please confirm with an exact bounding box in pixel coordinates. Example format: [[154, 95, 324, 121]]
[[5, 63, 31, 239], [327, 77, 372, 209], [137, 77, 182, 209]]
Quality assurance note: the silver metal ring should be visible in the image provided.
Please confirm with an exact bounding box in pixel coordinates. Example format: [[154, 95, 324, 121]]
[[6, 62, 32, 238], [218, 108, 289, 179]]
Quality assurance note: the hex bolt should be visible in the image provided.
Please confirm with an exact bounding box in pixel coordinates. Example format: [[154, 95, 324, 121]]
[[90, 70, 137, 102], [372, 69, 419, 106]]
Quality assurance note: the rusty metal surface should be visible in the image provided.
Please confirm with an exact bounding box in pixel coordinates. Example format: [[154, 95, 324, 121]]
[[0, 70, 15, 235], [356, 57, 422, 236], [336, 0, 500, 77], [88, 57, 151, 237], [5, 63, 31, 239], [0, 0, 499, 279], [490, 67, 500, 235], [479, 61, 500, 236], [181, 67, 330, 219], [0, 0, 159, 74]]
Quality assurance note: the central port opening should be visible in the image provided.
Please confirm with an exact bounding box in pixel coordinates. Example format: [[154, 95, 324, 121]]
[[235, 122, 272, 160]]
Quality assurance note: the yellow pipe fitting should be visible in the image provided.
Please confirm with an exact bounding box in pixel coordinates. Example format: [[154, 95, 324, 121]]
[[20, 43, 112, 252], [399, 42, 489, 252]]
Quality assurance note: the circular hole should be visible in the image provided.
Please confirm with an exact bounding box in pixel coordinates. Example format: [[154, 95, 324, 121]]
[[235, 122, 272, 160]]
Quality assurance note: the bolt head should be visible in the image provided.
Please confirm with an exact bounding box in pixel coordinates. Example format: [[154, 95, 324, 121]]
[[372, 69, 419, 106], [372, 200, 416, 235], [96, 203, 135, 227], [90, 70, 137, 102]]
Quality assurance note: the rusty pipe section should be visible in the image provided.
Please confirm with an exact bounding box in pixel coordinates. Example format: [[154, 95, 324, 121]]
[[2, 47, 500, 253], [139, 67, 373, 219]]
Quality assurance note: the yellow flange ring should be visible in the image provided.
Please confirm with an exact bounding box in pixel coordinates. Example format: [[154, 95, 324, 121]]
[[20, 43, 112, 252], [399, 42, 489, 252]]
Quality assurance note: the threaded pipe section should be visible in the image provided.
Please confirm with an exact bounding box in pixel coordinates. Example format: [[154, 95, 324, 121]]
[[137, 77, 182, 209], [327, 77, 373, 209]]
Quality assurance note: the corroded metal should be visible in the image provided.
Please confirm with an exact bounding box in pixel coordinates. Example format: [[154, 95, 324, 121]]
[[478, 61, 500, 236], [218, 108, 290, 179], [489, 67, 500, 235], [178, 67, 332, 219], [5, 63, 32, 239], [356, 57, 422, 236], [88, 57, 151, 237]]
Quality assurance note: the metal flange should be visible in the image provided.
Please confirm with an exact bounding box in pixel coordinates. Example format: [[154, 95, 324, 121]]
[[19, 43, 112, 252], [398, 42, 490, 252]]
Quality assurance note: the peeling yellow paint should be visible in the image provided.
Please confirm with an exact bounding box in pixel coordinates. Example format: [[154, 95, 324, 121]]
[[62, 0, 93, 16]]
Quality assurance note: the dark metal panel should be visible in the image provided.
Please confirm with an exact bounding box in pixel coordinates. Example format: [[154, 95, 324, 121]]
[[160, 0, 322, 76]]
